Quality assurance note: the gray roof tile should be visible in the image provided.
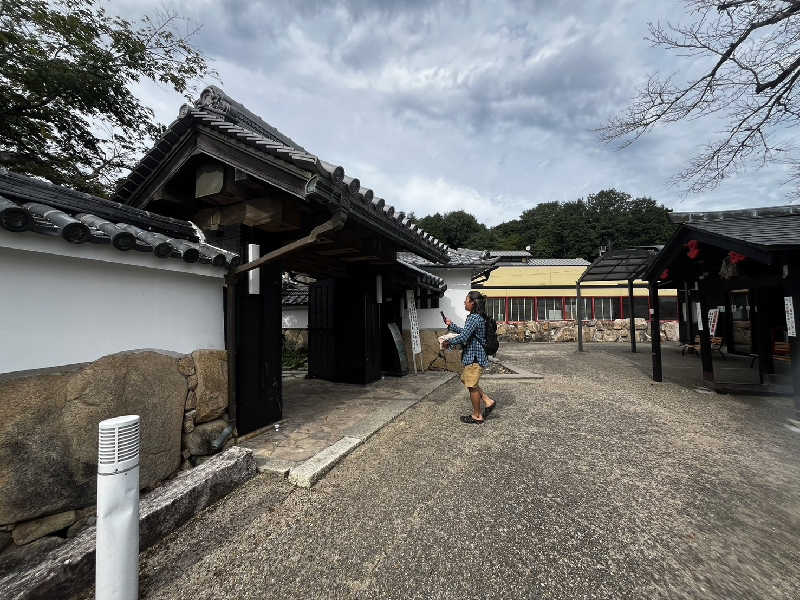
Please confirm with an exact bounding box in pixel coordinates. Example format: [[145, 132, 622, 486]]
[[0, 171, 238, 268]]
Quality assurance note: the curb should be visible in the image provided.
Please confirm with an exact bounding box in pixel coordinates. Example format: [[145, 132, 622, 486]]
[[1, 447, 258, 600], [286, 372, 457, 488]]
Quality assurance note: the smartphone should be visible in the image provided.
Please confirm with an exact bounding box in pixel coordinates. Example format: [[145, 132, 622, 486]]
[[440, 310, 447, 324]]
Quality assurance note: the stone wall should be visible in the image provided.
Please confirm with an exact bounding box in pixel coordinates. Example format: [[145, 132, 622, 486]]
[[0, 349, 229, 574], [397, 320, 681, 374], [496, 319, 680, 343], [283, 329, 308, 351]]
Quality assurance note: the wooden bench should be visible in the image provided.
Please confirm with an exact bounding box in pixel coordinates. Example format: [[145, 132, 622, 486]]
[[682, 335, 726, 359]]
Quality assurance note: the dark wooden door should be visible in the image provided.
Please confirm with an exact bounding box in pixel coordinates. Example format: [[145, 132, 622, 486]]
[[308, 279, 337, 380]]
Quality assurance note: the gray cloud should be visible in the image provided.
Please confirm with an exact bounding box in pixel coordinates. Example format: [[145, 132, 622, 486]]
[[113, 0, 798, 226]]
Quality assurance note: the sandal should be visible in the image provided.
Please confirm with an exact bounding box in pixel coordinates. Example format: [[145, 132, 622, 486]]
[[484, 401, 496, 417], [460, 415, 484, 424]]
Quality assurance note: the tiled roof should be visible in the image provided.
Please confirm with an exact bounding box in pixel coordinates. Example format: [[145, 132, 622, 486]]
[[0, 170, 239, 267], [282, 281, 308, 306], [670, 204, 800, 224], [527, 258, 591, 266], [395, 259, 447, 293], [488, 250, 532, 258], [685, 214, 800, 248], [114, 86, 448, 262], [398, 247, 498, 268]]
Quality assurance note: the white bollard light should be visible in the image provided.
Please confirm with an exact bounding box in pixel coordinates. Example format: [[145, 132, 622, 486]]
[[96, 415, 140, 600]]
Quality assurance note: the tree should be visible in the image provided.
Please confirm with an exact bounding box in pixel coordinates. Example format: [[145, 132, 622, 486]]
[[0, 0, 213, 195], [416, 210, 487, 248], [600, 1, 800, 194]]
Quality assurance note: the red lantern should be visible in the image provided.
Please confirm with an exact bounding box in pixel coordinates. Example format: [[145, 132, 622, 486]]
[[686, 239, 700, 260], [660, 269, 670, 280], [729, 251, 747, 264]]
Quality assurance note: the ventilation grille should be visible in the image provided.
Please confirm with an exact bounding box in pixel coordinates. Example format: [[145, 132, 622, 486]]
[[97, 415, 140, 474]]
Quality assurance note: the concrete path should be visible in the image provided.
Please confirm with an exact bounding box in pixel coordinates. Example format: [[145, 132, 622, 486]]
[[88, 343, 800, 600], [240, 371, 455, 483]]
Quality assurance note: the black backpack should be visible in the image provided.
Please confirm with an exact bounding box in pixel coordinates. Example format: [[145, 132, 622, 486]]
[[479, 315, 500, 356]]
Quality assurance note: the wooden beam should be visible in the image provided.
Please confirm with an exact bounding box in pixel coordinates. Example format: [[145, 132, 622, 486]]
[[230, 211, 347, 278]]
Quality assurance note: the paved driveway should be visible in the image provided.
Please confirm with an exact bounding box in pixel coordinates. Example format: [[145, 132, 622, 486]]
[[125, 343, 800, 599]]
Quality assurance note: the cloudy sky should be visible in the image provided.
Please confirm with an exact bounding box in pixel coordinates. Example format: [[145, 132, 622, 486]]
[[115, 0, 797, 226]]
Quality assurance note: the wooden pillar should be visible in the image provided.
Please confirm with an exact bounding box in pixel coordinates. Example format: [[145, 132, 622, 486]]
[[577, 282, 584, 352], [649, 282, 662, 382], [754, 288, 774, 383], [628, 279, 636, 353], [697, 290, 714, 384], [789, 294, 800, 420]]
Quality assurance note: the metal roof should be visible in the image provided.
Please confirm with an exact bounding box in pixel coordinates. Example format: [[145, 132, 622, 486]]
[[579, 247, 662, 283], [0, 171, 238, 267], [114, 86, 448, 262]]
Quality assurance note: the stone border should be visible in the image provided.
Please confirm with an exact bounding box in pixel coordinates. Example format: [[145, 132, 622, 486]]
[[0, 447, 257, 600], [279, 372, 457, 488], [482, 359, 543, 381]]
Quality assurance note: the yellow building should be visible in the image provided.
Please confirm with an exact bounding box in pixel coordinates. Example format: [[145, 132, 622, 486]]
[[473, 252, 678, 322]]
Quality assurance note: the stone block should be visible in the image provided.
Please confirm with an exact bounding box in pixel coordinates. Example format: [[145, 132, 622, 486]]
[[288, 437, 362, 488], [0, 447, 257, 599], [176, 355, 196, 377], [182, 419, 227, 456], [185, 390, 197, 411], [191, 350, 228, 424], [0, 536, 62, 578], [186, 374, 198, 390], [66, 515, 95, 539], [0, 350, 185, 525], [183, 410, 196, 434], [12, 511, 76, 545]]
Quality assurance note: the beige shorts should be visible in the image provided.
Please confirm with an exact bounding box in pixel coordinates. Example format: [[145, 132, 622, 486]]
[[460, 363, 482, 389]]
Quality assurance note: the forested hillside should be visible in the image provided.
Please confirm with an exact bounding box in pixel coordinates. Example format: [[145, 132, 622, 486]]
[[413, 189, 676, 260]]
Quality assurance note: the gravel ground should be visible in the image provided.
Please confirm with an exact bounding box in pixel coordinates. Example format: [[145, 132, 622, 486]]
[[84, 343, 800, 600]]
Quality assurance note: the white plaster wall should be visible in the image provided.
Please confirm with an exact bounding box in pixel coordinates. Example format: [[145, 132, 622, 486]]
[[0, 246, 225, 373], [402, 268, 473, 330], [282, 306, 308, 329]]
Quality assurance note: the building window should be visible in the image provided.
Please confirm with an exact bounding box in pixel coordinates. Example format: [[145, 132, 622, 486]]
[[537, 297, 563, 321], [564, 297, 591, 320], [509, 297, 534, 322], [594, 297, 615, 320], [658, 297, 678, 320], [622, 297, 650, 319], [486, 297, 506, 322]]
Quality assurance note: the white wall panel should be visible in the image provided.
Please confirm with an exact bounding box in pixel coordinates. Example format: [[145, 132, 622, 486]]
[[0, 247, 225, 373]]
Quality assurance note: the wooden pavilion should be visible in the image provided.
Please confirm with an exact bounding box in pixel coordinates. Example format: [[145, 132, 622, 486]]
[[114, 86, 450, 435], [642, 206, 800, 418]]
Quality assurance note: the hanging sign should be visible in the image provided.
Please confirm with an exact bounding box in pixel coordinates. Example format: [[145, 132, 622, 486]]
[[786, 296, 797, 338], [708, 308, 719, 336], [406, 289, 422, 355]]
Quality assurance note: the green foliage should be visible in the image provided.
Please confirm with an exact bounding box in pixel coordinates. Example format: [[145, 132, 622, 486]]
[[416, 190, 675, 259], [0, 0, 213, 195], [282, 344, 308, 370]]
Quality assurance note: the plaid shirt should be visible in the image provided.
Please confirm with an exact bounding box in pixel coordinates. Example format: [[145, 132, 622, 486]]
[[448, 313, 489, 367]]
